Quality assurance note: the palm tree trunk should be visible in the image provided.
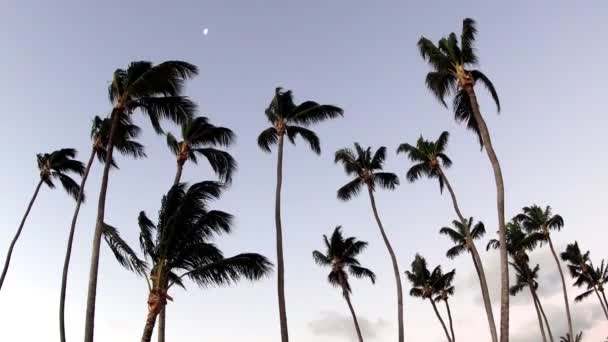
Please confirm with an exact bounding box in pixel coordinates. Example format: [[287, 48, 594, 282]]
[[546, 236, 573, 338], [343, 289, 364, 342], [84, 108, 121, 342], [444, 299, 455, 342], [593, 287, 608, 320], [367, 186, 404, 342], [141, 303, 161, 342], [275, 134, 289, 342], [532, 287, 554, 342], [59, 148, 95, 342], [465, 86, 509, 342], [173, 161, 184, 186], [440, 171, 498, 342], [601, 289, 608, 316], [530, 288, 548, 342], [430, 299, 453, 342], [0, 179, 44, 291]]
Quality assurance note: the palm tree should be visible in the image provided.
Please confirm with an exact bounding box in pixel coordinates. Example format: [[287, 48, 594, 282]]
[[418, 18, 507, 342], [561, 242, 608, 319], [433, 267, 457, 342], [514, 205, 573, 338], [0, 148, 84, 291], [257, 87, 343, 342], [405, 254, 453, 342], [105, 181, 272, 342], [486, 221, 541, 265], [312, 226, 376, 342], [335, 143, 403, 342], [166, 116, 236, 185], [397, 131, 497, 341], [509, 260, 554, 342], [84, 60, 198, 342], [59, 115, 145, 342]]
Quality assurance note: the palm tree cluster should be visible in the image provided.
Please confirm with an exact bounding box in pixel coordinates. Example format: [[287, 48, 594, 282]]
[[0, 17, 605, 342]]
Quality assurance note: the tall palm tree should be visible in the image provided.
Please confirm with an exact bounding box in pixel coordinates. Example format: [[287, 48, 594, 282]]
[[59, 115, 145, 342], [433, 267, 457, 342], [335, 143, 403, 342], [561, 242, 608, 319], [166, 116, 236, 185], [84, 60, 198, 342], [398, 131, 497, 342], [257, 87, 343, 342], [312, 226, 376, 342], [405, 254, 453, 342], [0, 148, 84, 291], [418, 18, 508, 342], [514, 205, 573, 338], [105, 181, 272, 342], [509, 260, 554, 342], [486, 221, 541, 265]]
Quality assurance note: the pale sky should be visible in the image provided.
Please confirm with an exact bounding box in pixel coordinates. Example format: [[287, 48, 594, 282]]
[[0, 1, 607, 341]]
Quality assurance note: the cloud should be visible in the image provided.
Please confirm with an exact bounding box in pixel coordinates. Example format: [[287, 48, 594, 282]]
[[308, 311, 389, 340]]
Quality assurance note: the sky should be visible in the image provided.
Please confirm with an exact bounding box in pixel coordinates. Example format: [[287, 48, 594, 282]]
[[0, 1, 607, 341]]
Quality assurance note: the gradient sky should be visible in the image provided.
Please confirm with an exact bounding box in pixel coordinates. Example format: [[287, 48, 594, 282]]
[[1, 1, 607, 341]]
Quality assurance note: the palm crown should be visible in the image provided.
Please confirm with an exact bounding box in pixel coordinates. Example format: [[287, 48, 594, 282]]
[[509, 260, 541, 296], [312, 226, 376, 296], [108, 61, 198, 134], [514, 205, 564, 239], [440, 217, 486, 259], [257, 87, 343, 154], [418, 18, 500, 146], [335, 143, 400, 201], [166, 116, 236, 183], [432, 267, 456, 303], [487, 221, 540, 263], [91, 115, 146, 167], [405, 254, 446, 299], [397, 131, 452, 192], [36, 149, 85, 200], [560, 242, 592, 282]]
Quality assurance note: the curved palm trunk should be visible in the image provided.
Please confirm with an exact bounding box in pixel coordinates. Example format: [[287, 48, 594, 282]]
[[546, 236, 573, 338], [0, 179, 44, 291], [430, 299, 452, 342], [440, 171, 498, 342], [530, 288, 548, 342], [367, 186, 404, 342], [444, 299, 455, 342], [141, 302, 161, 342], [173, 161, 184, 186], [465, 86, 509, 342], [84, 109, 121, 342], [532, 287, 554, 342], [59, 148, 96, 342], [275, 134, 289, 342], [593, 287, 608, 320], [601, 289, 608, 315], [343, 289, 364, 342]]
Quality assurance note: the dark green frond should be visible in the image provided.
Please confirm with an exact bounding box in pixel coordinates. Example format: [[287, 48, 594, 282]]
[[103, 223, 147, 275], [138, 211, 157, 260], [370, 147, 387, 169], [372, 172, 399, 191], [471, 70, 500, 112], [55, 173, 83, 202], [184, 253, 273, 288], [312, 250, 331, 266], [453, 90, 483, 148], [348, 265, 376, 284], [166, 133, 180, 156], [337, 178, 364, 201], [131, 96, 196, 134], [285, 125, 321, 154], [425, 71, 457, 107], [290, 102, 344, 126], [460, 18, 478, 64], [192, 148, 237, 183], [257, 127, 278, 153]]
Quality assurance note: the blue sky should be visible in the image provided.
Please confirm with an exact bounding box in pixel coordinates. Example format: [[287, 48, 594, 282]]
[[0, 1, 607, 341]]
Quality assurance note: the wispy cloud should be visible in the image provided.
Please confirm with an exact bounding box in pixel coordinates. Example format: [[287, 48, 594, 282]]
[[308, 311, 389, 340]]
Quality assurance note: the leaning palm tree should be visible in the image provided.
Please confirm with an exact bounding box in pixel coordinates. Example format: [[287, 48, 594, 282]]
[[433, 267, 457, 342], [0, 148, 84, 291], [405, 254, 453, 342], [418, 18, 507, 342], [396, 131, 497, 341], [257, 87, 343, 342], [105, 181, 272, 342], [59, 115, 145, 342], [514, 205, 573, 338], [438, 217, 495, 340], [335, 143, 403, 342], [312, 226, 376, 342], [84, 60, 198, 342], [166, 116, 236, 185], [509, 260, 554, 342]]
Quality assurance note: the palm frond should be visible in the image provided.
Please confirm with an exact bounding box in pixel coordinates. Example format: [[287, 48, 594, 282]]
[[285, 125, 321, 154], [192, 148, 236, 183], [257, 127, 278, 152], [337, 178, 364, 201], [471, 70, 500, 112], [372, 172, 399, 191], [290, 102, 343, 125], [183, 253, 273, 287], [103, 223, 147, 275], [348, 265, 376, 284]]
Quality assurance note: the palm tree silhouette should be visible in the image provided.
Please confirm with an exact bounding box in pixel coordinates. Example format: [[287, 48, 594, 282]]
[[257, 87, 343, 342], [312, 226, 376, 342], [433, 267, 457, 342]]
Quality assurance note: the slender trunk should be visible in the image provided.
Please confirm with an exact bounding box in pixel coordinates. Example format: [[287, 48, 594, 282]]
[[59, 148, 95, 342], [547, 236, 573, 338], [444, 299, 455, 342], [601, 289, 608, 316], [367, 186, 404, 342], [530, 287, 548, 342], [275, 134, 289, 342], [173, 161, 184, 186], [440, 170, 498, 342], [141, 303, 160, 342], [343, 289, 364, 342], [465, 86, 508, 342], [84, 109, 121, 342], [593, 287, 608, 320], [430, 298, 452, 342], [0, 179, 44, 291], [532, 287, 554, 342]]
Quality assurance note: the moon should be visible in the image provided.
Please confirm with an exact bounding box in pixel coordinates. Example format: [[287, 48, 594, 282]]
[[203, 28, 209, 36]]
